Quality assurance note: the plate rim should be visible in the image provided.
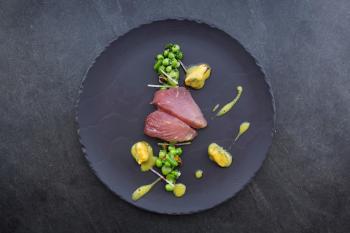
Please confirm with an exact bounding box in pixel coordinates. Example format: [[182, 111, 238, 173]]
[[75, 17, 276, 215]]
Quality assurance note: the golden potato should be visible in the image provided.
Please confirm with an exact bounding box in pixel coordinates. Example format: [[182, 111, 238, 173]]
[[208, 143, 232, 167], [185, 64, 211, 89], [131, 141, 153, 165]]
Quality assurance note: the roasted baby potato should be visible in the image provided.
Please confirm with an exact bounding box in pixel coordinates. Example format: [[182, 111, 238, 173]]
[[185, 64, 211, 89], [131, 141, 153, 165], [208, 143, 232, 167]]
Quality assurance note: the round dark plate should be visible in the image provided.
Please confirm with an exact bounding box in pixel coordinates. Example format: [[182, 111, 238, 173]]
[[77, 19, 275, 214]]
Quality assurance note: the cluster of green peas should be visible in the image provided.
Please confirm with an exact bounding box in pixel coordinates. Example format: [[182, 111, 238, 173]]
[[155, 145, 183, 191], [153, 43, 184, 86]]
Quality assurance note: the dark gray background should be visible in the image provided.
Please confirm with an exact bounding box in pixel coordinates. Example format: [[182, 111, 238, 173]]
[[1, 0, 349, 233]]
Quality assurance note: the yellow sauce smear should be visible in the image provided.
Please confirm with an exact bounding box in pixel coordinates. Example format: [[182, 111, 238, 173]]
[[132, 178, 161, 201], [234, 122, 250, 142], [216, 86, 243, 116], [173, 183, 186, 197]]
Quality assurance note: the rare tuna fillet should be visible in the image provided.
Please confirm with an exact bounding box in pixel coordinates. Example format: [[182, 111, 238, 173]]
[[144, 110, 197, 142], [152, 87, 207, 129]]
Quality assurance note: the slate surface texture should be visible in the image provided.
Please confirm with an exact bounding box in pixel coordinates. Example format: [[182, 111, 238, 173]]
[[0, 1, 349, 233]]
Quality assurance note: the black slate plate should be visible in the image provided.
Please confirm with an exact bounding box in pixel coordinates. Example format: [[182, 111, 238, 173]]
[[77, 19, 275, 214]]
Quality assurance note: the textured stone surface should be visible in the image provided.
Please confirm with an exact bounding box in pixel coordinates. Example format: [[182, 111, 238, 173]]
[[0, 0, 349, 233]]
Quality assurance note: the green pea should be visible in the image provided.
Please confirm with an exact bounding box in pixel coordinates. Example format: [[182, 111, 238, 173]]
[[163, 49, 169, 57], [164, 161, 171, 167], [166, 153, 176, 163], [161, 166, 172, 175], [158, 66, 165, 73], [171, 170, 181, 178], [168, 145, 175, 151], [159, 150, 166, 159], [166, 66, 172, 73], [176, 148, 183, 155], [167, 157, 178, 167], [166, 174, 176, 182], [172, 44, 180, 52], [171, 60, 179, 68], [169, 70, 179, 80], [168, 52, 175, 59], [162, 58, 170, 66], [165, 183, 174, 192], [156, 54, 164, 60], [165, 43, 173, 49], [153, 60, 161, 71], [169, 149, 177, 156], [176, 51, 183, 60], [155, 159, 163, 168]]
